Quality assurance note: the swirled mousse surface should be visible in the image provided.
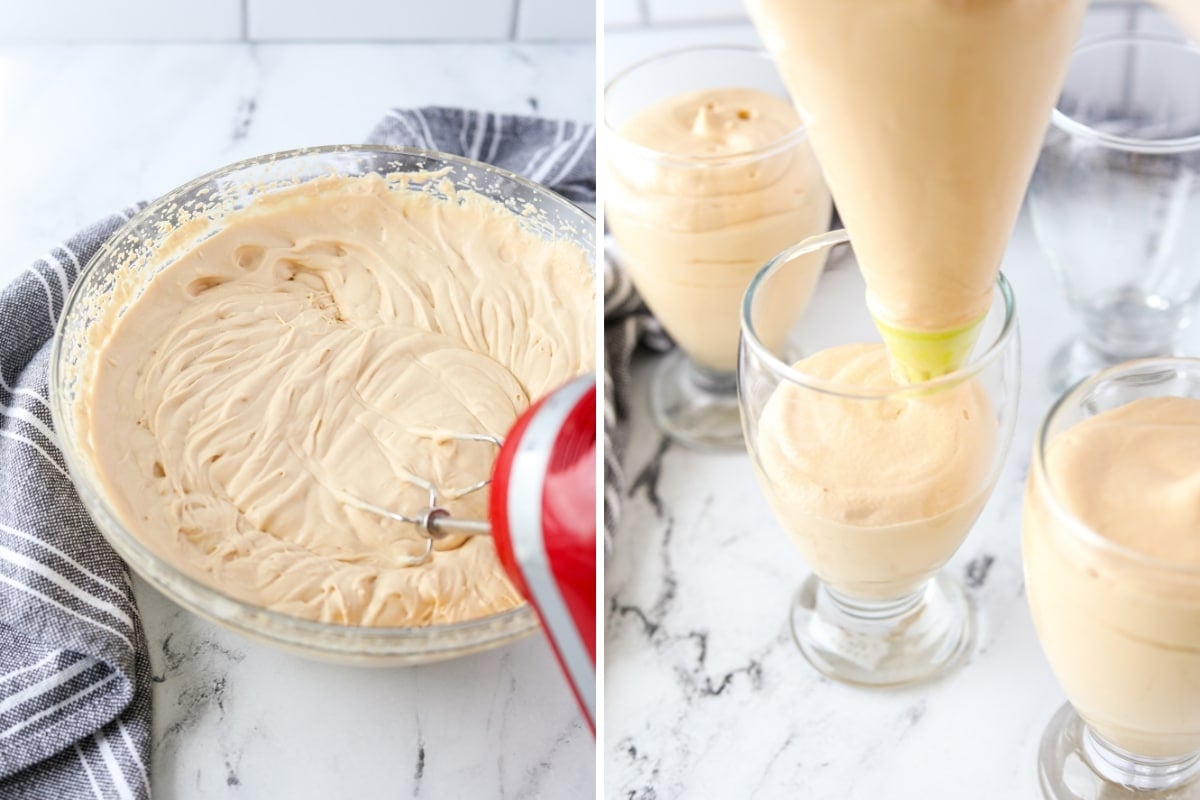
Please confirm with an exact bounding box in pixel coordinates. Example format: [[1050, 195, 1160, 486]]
[[606, 87, 830, 371], [746, 0, 1086, 335], [84, 173, 594, 626], [757, 343, 995, 526], [1045, 396, 1200, 564], [754, 343, 996, 597], [619, 87, 800, 160]]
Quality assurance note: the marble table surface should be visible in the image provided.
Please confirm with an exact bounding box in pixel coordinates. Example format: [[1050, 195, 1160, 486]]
[[603, 212, 1200, 799], [0, 42, 595, 799]]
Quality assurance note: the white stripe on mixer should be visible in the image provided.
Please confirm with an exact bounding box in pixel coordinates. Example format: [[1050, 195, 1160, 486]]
[[505, 375, 595, 726]]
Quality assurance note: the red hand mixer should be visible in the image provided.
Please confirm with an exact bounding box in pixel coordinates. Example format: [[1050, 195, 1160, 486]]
[[344, 375, 597, 731]]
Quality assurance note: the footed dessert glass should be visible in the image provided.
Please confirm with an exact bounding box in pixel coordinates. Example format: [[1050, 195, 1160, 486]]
[[605, 45, 831, 451], [1025, 357, 1200, 799], [1030, 33, 1200, 394], [739, 229, 1019, 685]]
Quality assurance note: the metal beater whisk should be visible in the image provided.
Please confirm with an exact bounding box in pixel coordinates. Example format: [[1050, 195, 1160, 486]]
[[341, 432, 500, 567], [339, 375, 598, 731]]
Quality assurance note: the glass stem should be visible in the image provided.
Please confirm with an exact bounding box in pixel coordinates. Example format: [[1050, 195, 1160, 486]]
[[1082, 726, 1200, 792], [821, 582, 927, 624], [685, 359, 736, 395]]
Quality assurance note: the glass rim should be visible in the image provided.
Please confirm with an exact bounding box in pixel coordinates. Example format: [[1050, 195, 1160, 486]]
[[603, 43, 809, 167], [1033, 356, 1200, 578], [46, 143, 593, 653], [1050, 31, 1200, 155], [739, 228, 1018, 401]]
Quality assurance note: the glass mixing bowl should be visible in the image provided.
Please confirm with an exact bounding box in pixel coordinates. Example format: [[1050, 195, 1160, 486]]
[[49, 145, 595, 665]]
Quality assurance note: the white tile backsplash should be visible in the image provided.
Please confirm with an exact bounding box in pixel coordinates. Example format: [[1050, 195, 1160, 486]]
[[247, 0, 515, 40], [605, 23, 761, 79], [0, 0, 596, 42], [620, 0, 1148, 32], [0, 0, 241, 42], [604, 0, 644, 28], [518, 0, 595, 39], [647, 0, 744, 24]]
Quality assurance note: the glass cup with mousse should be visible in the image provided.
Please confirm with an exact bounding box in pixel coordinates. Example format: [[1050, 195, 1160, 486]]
[[739, 229, 1020, 686], [605, 45, 832, 451], [1024, 357, 1200, 799]]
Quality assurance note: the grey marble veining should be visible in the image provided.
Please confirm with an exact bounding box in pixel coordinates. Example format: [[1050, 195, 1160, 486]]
[[136, 574, 593, 798]]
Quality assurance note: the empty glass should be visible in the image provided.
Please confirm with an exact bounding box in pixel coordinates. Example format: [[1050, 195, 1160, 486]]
[[739, 230, 1020, 685], [1029, 33, 1200, 394], [1024, 358, 1200, 799]]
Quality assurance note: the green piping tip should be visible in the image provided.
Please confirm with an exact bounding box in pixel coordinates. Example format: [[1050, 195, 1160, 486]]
[[872, 314, 985, 384]]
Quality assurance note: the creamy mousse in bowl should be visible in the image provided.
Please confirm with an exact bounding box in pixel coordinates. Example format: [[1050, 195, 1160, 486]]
[[51, 146, 595, 663]]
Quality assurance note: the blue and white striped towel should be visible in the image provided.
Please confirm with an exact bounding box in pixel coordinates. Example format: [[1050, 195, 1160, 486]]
[[1, 107, 592, 798], [0, 208, 152, 799], [368, 106, 595, 206], [602, 239, 671, 555]]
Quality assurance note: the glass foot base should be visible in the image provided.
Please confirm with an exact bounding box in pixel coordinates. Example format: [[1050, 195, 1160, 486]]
[[1038, 704, 1200, 799], [789, 572, 973, 687], [648, 349, 743, 452]]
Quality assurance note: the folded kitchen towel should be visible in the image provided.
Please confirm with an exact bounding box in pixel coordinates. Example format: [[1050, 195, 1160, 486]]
[[0, 208, 153, 799], [368, 106, 595, 205], [0, 106, 594, 799], [601, 238, 672, 555]]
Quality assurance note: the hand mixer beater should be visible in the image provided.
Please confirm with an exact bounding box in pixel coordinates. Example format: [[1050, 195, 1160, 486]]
[[344, 375, 597, 731]]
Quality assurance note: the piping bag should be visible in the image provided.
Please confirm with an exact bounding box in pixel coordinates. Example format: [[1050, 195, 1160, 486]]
[[746, 0, 1088, 382]]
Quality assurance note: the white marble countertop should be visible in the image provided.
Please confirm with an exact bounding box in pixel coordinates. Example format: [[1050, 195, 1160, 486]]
[[0, 42, 595, 799], [603, 210, 1200, 799]]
